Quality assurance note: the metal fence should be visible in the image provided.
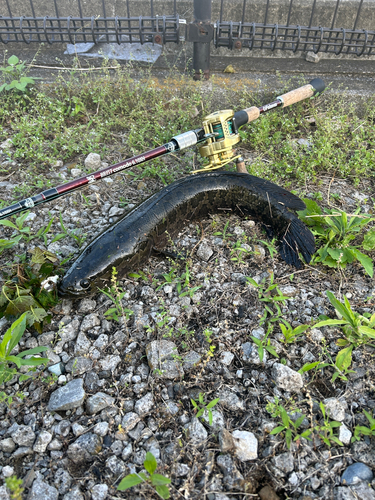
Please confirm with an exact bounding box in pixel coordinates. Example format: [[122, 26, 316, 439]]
[[216, 0, 375, 56], [1, 0, 374, 76], [0, 0, 181, 44]]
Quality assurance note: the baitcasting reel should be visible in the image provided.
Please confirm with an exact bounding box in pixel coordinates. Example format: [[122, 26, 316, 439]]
[[198, 109, 241, 171]]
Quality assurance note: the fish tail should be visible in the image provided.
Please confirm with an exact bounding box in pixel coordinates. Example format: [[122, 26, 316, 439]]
[[279, 217, 315, 269]]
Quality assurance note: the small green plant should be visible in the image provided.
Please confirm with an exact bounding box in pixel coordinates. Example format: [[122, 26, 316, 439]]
[[314, 402, 343, 448], [247, 273, 290, 326], [230, 239, 251, 264], [352, 410, 375, 442], [191, 392, 220, 426], [99, 267, 133, 324], [0, 55, 38, 93], [279, 319, 309, 344], [268, 399, 312, 448], [0, 313, 49, 403], [0, 248, 60, 331], [5, 475, 24, 500], [117, 451, 171, 499], [213, 219, 231, 240], [313, 291, 375, 377], [250, 324, 279, 362], [298, 200, 375, 277]]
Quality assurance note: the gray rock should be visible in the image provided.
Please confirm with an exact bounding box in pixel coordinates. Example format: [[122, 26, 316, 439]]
[[2, 466, 14, 478], [242, 341, 267, 365], [220, 351, 234, 366], [48, 363, 64, 376], [91, 484, 108, 500], [272, 363, 303, 392], [59, 319, 80, 342], [217, 388, 245, 411], [196, 242, 213, 261], [311, 328, 324, 342], [185, 418, 208, 445], [85, 153, 101, 170], [324, 398, 347, 422], [342, 463, 374, 485], [54, 469, 72, 495], [146, 340, 184, 379], [65, 357, 93, 375], [183, 350, 202, 370], [72, 423, 87, 437], [77, 299, 97, 314], [80, 313, 101, 332], [202, 409, 225, 432], [338, 423, 352, 445], [0, 485, 10, 500], [86, 392, 115, 415], [121, 412, 141, 432], [33, 430, 52, 453], [62, 485, 84, 500], [108, 205, 123, 217], [273, 452, 294, 474], [48, 438, 63, 451], [11, 425, 35, 447], [99, 355, 121, 371], [47, 379, 85, 411], [232, 430, 258, 461], [106, 455, 127, 476], [175, 463, 190, 477], [67, 433, 102, 464], [74, 331, 92, 355], [164, 401, 180, 416], [335, 481, 375, 500], [121, 442, 132, 461], [27, 479, 58, 500], [134, 392, 154, 416], [93, 422, 109, 437], [0, 438, 16, 453], [216, 454, 244, 489]]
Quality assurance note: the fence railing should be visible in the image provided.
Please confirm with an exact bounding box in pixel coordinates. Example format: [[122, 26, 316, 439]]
[[1, 0, 374, 77]]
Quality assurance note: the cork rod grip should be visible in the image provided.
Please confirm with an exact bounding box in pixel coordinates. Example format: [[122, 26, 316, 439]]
[[243, 106, 260, 123], [277, 84, 315, 108]]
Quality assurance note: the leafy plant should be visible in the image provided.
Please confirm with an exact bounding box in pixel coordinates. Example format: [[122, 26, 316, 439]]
[[298, 200, 375, 277], [352, 410, 375, 442], [279, 319, 309, 344], [99, 267, 133, 324], [268, 400, 312, 448], [117, 452, 171, 499], [0, 55, 38, 93], [314, 402, 343, 448], [313, 291, 375, 379], [190, 392, 220, 426], [250, 324, 279, 362], [0, 313, 49, 403], [5, 475, 24, 500], [247, 273, 290, 326], [0, 248, 60, 331]]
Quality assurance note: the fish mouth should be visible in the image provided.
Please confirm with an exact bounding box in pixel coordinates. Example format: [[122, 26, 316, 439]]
[[58, 278, 94, 298]]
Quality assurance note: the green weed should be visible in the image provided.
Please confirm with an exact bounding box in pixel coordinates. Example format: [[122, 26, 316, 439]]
[[117, 451, 171, 499], [191, 392, 220, 426]]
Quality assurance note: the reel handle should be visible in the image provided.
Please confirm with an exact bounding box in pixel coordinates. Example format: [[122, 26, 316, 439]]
[[234, 78, 325, 128]]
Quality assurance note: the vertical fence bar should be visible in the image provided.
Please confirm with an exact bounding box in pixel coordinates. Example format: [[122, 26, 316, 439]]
[[193, 0, 212, 80], [29, 0, 40, 42], [282, 0, 294, 49], [261, 0, 270, 49], [5, 0, 19, 41], [77, 0, 87, 43], [325, 0, 340, 51], [53, 0, 63, 42], [347, 0, 363, 53], [102, 0, 109, 42], [126, 0, 132, 43]]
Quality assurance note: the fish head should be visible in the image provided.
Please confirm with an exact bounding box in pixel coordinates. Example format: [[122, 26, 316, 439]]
[[58, 270, 97, 298]]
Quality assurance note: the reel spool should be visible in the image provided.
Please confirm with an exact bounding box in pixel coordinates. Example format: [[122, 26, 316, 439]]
[[197, 110, 240, 171]]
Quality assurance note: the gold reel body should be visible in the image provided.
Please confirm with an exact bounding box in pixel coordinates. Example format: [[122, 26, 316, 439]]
[[197, 110, 240, 172]]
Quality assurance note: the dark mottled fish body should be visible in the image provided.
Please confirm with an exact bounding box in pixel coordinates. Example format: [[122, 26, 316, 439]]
[[59, 172, 315, 296]]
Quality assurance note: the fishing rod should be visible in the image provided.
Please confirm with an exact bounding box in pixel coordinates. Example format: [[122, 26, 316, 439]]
[[0, 77, 325, 221]]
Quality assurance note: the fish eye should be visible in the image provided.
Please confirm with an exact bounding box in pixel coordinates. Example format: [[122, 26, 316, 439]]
[[80, 279, 90, 289]]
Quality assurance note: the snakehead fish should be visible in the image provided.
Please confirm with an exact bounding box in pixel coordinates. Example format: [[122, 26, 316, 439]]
[[59, 171, 315, 297]]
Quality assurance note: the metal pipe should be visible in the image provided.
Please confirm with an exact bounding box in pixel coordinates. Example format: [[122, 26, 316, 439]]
[[193, 0, 212, 80]]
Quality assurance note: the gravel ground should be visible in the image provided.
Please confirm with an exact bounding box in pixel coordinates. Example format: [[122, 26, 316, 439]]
[[0, 146, 375, 500]]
